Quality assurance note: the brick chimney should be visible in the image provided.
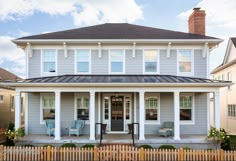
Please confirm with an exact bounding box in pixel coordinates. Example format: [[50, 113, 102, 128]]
[[188, 8, 206, 35]]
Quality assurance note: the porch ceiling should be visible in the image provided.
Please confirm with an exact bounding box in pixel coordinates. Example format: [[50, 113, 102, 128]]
[[3, 74, 231, 88]]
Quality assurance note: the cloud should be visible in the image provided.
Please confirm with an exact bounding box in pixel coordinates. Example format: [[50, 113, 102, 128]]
[[177, 0, 236, 71], [0, 36, 25, 77], [0, 0, 143, 26]]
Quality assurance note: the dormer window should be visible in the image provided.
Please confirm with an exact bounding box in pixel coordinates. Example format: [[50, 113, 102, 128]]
[[177, 49, 194, 76], [76, 49, 91, 74], [42, 49, 57, 75]]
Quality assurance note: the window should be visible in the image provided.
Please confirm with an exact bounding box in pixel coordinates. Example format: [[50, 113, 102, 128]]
[[110, 49, 124, 73], [227, 72, 231, 81], [10, 96, 14, 111], [180, 94, 194, 122], [42, 49, 57, 74], [145, 96, 159, 121], [228, 105, 236, 117], [144, 50, 158, 73], [76, 49, 90, 73], [41, 94, 55, 123], [178, 49, 193, 75], [76, 95, 89, 120], [104, 97, 109, 120], [0, 95, 3, 103]]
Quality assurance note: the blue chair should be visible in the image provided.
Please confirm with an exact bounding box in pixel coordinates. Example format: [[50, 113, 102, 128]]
[[69, 120, 85, 136], [45, 119, 55, 136], [158, 121, 174, 137]]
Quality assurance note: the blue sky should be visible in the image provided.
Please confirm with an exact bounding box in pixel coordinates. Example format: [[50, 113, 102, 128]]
[[0, 0, 235, 78]]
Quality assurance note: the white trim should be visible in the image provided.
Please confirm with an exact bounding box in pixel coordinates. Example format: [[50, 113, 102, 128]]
[[179, 93, 195, 125], [98, 92, 101, 123], [144, 93, 160, 124], [133, 92, 137, 133], [24, 47, 29, 79], [132, 42, 136, 58], [108, 49, 125, 74], [14, 91, 21, 129], [40, 49, 58, 76], [63, 42, 67, 58], [89, 91, 95, 140], [54, 91, 61, 140], [24, 93, 29, 135], [74, 92, 90, 124], [167, 42, 171, 58], [174, 91, 180, 140], [207, 93, 210, 132], [143, 49, 160, 74], [74, 49, 91, 74], [40, 93, 55, 125], [139, 90, 145, 140], [177, 49, 194, 77]]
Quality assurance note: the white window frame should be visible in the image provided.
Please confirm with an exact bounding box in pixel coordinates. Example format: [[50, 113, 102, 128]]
[[177, 49, 194, 76], [41, 49, 58, 76], [10, 95, 14, 112], [227, 72, 232, 81], [143, 49, 160, 74], [74, 49, 91, 74], [74, 93, 90, 124], [109, 49, 125, 74], [0, 95, 4, 103], [40, 93, 55, 124], [180, 93, 195, 125], [144, 93, 160, 124], [228, 105, 236, 118]]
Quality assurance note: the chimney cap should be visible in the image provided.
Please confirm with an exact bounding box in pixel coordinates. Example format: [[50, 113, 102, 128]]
[[193, 7, 201, 11]]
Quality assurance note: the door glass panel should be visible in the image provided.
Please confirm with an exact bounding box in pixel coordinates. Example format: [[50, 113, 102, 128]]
[[111, 96, 124, 131], [104, 97, 109, 120], [125, 97, 130, 120]]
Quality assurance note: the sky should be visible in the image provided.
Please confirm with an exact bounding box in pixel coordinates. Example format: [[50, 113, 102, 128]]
[[0, 0, 236, 78]]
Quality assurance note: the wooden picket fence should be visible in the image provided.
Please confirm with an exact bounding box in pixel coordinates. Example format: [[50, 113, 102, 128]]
[[0, 145, 236, 161]]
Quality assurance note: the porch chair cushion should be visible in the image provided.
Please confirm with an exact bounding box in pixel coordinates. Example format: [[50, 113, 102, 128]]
[[69, 120, 85, 136], [158, 122, 174, 137]]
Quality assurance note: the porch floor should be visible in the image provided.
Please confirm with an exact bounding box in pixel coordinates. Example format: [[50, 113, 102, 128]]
[[18, 134, 209, 145]]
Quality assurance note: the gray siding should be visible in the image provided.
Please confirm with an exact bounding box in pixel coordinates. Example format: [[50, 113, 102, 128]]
[[58, 50, 74, 75], [160, 50, 177, 75], [91, 50, 109, 74], [29, 50, 41, 78], [126, 50, 143, 74], [194, 49, 207, 78]]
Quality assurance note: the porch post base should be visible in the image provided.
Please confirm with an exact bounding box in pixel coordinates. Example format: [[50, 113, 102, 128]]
[[139, 137, 145, 141], [89, 137, 95, 141], [54, 137, 61, 141], [174, 137, 181, 140]]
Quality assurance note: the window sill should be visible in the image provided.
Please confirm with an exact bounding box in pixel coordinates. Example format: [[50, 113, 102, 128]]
[[180, 121, 195, 125], [145, 121, 160, 125], [41, 72, 57, 77], [177, 72, 194, 77]]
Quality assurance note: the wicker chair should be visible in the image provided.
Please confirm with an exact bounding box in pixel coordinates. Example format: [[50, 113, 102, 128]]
[[69, 120, 85, 136], [158, 122, 174, 137]]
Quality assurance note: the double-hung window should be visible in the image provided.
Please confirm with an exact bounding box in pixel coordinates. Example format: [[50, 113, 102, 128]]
[[228, 105, 236, 117], [178, 49, 193, 76], [144, 50, 158, 73], [110, 49, 124, 73], [76, 94, 89, 120], [41, 94, 55, 123], [145, 96, 159, 122], [42, 49, 57, 75], [76, 49, 90, 73], [180, 94, 194, 123]]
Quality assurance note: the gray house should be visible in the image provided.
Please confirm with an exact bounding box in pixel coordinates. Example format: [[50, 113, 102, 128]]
[[7, 8, 230, 147]]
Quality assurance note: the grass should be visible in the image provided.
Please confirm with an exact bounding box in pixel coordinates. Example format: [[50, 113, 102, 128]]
[[229, 135, 236, 150]]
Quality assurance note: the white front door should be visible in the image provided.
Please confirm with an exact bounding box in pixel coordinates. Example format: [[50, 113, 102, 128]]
[[102, 93, 132, 133]]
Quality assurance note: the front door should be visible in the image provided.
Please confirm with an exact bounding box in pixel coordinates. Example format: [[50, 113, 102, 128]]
[[111, 96, 124, 131]]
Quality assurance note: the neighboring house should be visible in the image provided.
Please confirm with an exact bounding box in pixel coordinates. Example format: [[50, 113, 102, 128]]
[[0, 68, 24, 129], [211, 38, 236, 133], [6, 8, 230, 146]]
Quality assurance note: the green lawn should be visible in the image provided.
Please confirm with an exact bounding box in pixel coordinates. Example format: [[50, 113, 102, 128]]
[[229, 135, 236, 150]]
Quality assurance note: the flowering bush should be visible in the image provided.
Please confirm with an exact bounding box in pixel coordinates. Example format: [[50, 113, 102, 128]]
[[207, 127, 230, 149], [5, 128, 25, 141]]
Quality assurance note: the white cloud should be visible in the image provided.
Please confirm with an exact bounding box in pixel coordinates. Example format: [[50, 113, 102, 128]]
[[0, 36, 25, 77], [177, 0, 236, 71], [0, 0, 143, 26]]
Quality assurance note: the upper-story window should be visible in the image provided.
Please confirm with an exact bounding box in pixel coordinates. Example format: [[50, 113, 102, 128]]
[[76, 49, 91, 74], [177, 49, 193, 76], [144, 50, 159, 73], [110, 49, 125, 74], [42, 49, 57, 75]]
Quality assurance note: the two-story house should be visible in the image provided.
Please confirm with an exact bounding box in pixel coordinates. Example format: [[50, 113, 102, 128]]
[[7, 8, 230, 147], [211, 38, 236, 133]]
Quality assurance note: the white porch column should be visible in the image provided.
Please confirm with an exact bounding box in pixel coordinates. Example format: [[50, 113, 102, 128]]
[[15, 91, 21, 129], [139, 91, 145, 140], [54, 91, 61, 140], [174, 91, 180, 140], [214, 91, 220, 129], [89, 91, 95, 140]]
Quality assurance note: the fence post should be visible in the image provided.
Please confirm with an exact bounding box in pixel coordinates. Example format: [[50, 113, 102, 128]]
[[178, 148, 184, 161], [139, 147, 144, 161], [94, 146, 98, 161], [0, 145, 3, 160], [47, 146, 51, 161], [220, 149, 224, 161]]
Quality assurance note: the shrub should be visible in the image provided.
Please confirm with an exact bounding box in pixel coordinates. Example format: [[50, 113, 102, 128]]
[[61, 143, 76, 148], [82, 144, 95, 148], [158, 145, 176, 150], [22, 144, 35, 147], [138, 145, 153, 149], [207, 128, 230, 149], [43, 144, 54, 147], [182, 146, 192, 150]]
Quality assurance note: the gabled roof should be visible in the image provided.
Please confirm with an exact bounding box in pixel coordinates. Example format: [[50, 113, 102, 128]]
[[0, 68, 21, 82], [211, 38, 236, 74], [11, 74, 230, 87], [16, 23, 219, 40]]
